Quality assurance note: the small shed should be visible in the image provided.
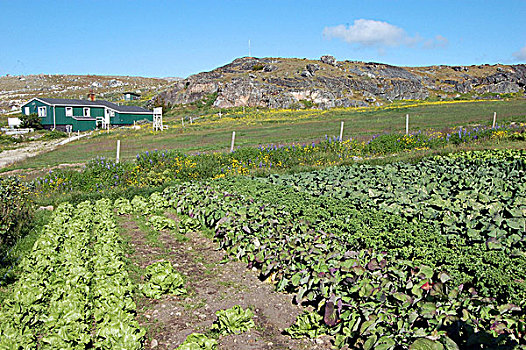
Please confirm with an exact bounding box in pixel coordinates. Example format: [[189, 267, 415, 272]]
[[123, 92, 141, 101], [8, 117, 21, 128]]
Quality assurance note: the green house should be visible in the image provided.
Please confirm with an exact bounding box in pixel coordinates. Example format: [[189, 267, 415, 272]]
[[21, 98, 153, 131]]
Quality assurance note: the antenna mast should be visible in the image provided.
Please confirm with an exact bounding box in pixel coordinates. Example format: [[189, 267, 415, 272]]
[[248, 39, 251, 57]]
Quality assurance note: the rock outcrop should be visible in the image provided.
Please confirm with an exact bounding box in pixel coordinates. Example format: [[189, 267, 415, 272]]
[[153, 56, 526, 109]]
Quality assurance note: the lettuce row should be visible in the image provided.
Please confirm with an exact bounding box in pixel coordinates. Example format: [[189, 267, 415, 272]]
[[91, 199, 145, 349], [0, 199, 145, 349]]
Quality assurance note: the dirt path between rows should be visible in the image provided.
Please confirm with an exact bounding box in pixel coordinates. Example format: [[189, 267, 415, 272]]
[[118, 213, 333, 350]]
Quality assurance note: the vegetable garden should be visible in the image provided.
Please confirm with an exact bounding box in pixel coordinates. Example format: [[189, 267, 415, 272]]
[[157, 149, 525, 349], [1, 122, 525, 348]]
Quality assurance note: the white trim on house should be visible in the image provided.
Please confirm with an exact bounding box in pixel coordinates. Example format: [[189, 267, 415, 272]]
[[83, 107, 91, 117], [37, 106, 47, 117], [72, 116, 96, 121]]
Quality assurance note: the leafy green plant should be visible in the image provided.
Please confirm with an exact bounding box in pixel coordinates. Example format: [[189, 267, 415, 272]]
[[408, 337, 458, 350], [140, 261, 186, 299], [149, 192, 168, 210], [285, 311, 327, 338], [114, 197, 133, 215], [148, 215, 176, 231], [260, 152, 526, 304], [178, 216, 201, 234], [210, 305, 255, 335], [177, 333, 217, 350], [131, 195, 149, 214]]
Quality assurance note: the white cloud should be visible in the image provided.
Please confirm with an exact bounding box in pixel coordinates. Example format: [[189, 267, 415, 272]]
[[323, 19, 407, 47], [436, 35, 449, 45], [423, 35, 449, 49], [323, 19, 447, 51], [513, 45, 526, 61]]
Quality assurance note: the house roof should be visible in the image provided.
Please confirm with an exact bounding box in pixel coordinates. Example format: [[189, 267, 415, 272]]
[[33, 98, 151, 114], [123, 92, 141, 96]]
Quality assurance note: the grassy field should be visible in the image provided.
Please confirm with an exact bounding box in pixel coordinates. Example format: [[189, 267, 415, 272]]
[[2, 99, 525, 171]]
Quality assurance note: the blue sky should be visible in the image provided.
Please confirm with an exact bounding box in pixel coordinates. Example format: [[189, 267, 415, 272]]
[[1, 0, 525, 78]]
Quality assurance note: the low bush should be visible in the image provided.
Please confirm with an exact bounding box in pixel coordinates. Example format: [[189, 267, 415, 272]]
[[0, 177, 32, 251], [20, 113, 43, 130]]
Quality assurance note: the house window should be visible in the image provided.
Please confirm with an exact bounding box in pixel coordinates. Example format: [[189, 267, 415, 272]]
[[83, 107, 90, 117], [65, 107, 73, 117], [110, 110, 115, 117], [24, 107, 30, 115], [38, 106, 47, 117]]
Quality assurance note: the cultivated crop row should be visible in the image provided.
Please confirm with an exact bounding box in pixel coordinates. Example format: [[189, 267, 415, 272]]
[[159, 150, 525, 348], [259, 150, 526, 300], [0, 199, 144, 349]]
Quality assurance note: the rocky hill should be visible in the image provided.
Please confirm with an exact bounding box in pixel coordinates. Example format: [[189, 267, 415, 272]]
[[0, 74, 173, 115], [154, 56, 526, 109]]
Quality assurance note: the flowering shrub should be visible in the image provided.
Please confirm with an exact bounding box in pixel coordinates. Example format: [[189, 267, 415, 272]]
[[34, 157, 132, 197]]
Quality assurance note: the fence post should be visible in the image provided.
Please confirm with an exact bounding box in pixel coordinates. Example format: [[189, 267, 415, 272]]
[[339, 121, 344, 141], [230, 131, 236, 152], [406, 114, 409, 135], [116, 140, 121, 164], [181, 117, 185, 128], [492, 112, 497, 128]]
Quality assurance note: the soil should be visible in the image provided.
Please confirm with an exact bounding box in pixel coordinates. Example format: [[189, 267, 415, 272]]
[[118, 213, 333, 350]]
